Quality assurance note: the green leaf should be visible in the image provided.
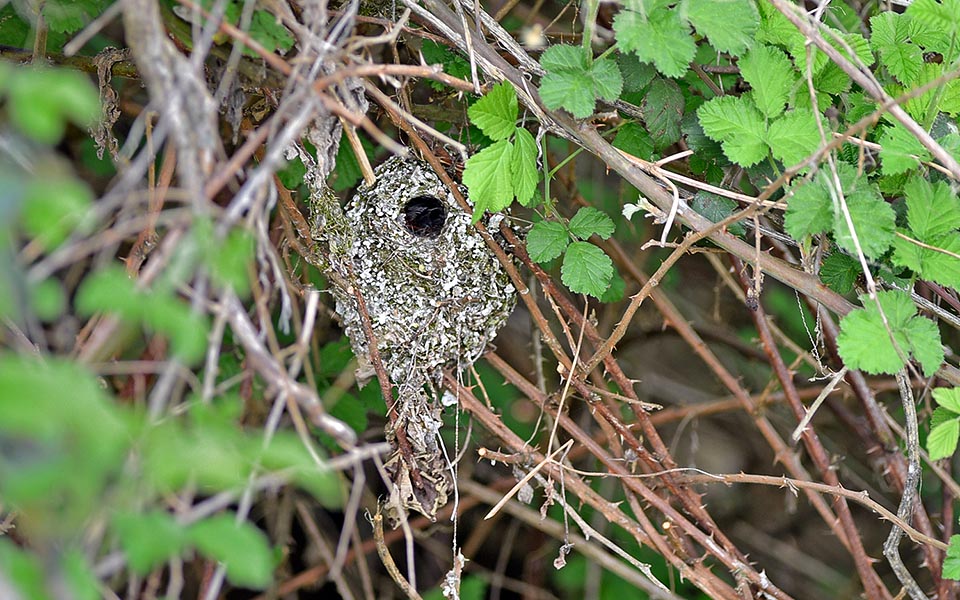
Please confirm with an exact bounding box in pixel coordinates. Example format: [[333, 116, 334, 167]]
[[932, 406, 958, 429], [832, 188, 895, 259], [870, 12, 923, 84], [691, 192, 745, 236], [511, 128, 539, 206], [209, 228, 255, 295], [41, 0, 108, 34], [681, 0, 758, 57], [248, 9, 294, 55], [739, 45, 795, 118], [8, 67, 99, 144], [539, 69, 597, 118], [641, 78, 684, 149], [894, 231, 960, 288], [600, 272, 627, 303], [113, 511, 187, 575], [589, 57, 624, 102], [569, 207, 615, 240], [526, 221, 569, 263], [820, 252, 860, 294], [784, 177, 832, 239], [934, 388, 960, 413], [20, 175, 94, 250], [907, 0, 960, 39], [879, 123, 932, 175], [421, 39, 470, 89], [188, 514, 273, 589], [617, 53, 657, 93], [944, 536, 960, 580], [904, 315, 945, 377], [539, 46, 610, 118], [61, 551, 99, 600], [31, 278, 66, 321], [468, 82, 518, 141], [928, 418, 960, 460], [615, 5, 695, 78], [0, 538, 47, 600], [765, 109, 822, 165], [697, 96, 767, 167], [540, 43, 591, 72], [904, 176, 960, 239], [612, 122, 655, 160], [463, 140, 515, 222], [561, 241, 614, 298], [331, 130, 375, 192], [837, 290, 944, 376]]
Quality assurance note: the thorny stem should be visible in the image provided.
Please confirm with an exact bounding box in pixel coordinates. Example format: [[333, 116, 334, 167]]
[[883, 370, 928, 600], [734, 257, 890, 599]]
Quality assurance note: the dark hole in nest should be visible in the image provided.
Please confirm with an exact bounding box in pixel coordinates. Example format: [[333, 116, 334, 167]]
[[403, 195, 446, 238]]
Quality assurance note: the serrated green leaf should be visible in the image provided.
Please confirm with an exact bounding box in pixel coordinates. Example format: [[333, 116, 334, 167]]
[[945, 536, 960, 580], [691, 192, 745, 236], [907, 0, 960, 39], [933, 406, 959, 430], [248, 9, 294, 54], [589, 57, 623, 101], [739, 45, 795, 118], [421, 39, 471, 88], [539, 44, 591, 72], [642, 78, 684, 149], [904, 314, 945, 376], [561, 241, 614, 298], [42, 0, 108, 34], [934, 388, 960, 413], [526, 221, 569, 263], [832, 189, 895, 259], [113, 511, 187, 575], [928, 418, 960, 460], [766, 109, 822, 165], [820, 252, 860, 294], [468, 82, 518, 141], [188, 514, 273, 589], [837, 290, 943, 376], [511, 128, 539, 206], [905, 176, 960, 239], [784, 177, 832, 239], [681, 0, 758, 56], [613, 122, 655, 159], [569, 207, 615, 240], [617, 53, 657, 93], [697, 96, 767, 167], [464, 140, 515, 222], [615, 5, 695, 78], [879, 123, 932, 175], [870, 12, 923, 84], [539, 69, 597, 118], [600, 272, 626, 303]]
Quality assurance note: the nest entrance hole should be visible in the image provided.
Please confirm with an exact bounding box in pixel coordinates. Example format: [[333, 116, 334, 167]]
[[403, 195, 446, 238]]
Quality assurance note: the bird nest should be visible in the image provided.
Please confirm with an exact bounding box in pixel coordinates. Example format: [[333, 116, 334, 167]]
[[331, 156, 516, 384], [309, 155, 517, 520]]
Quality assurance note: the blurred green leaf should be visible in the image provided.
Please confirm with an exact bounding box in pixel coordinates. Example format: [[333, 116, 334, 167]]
[[113, 511, 188, 575], [7, 67, 99, 143], [21, 175, 94, 250], [188, 514, 274, 589]]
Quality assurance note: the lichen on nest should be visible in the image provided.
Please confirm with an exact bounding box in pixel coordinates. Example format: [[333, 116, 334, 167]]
[[331, 155, 517, 383]]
